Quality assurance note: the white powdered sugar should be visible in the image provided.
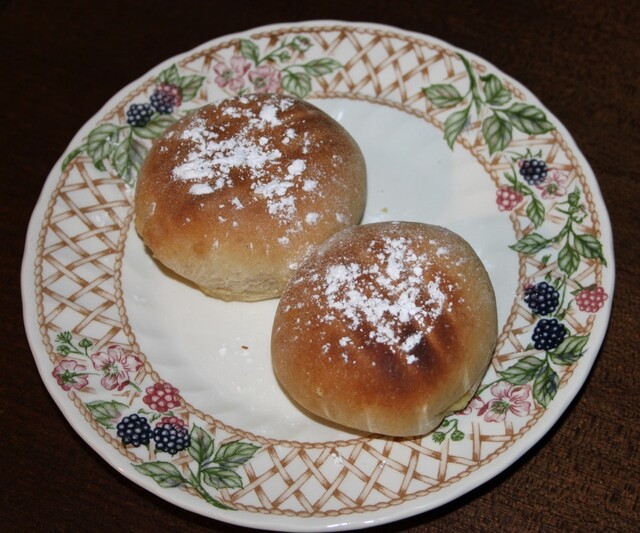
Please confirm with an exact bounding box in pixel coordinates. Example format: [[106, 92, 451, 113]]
[[319, 236, 451, 363], [168, 95, 312, 229]]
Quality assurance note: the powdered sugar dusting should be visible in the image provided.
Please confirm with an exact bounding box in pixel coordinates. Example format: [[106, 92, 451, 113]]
[[315, 235, 453, 362], [167, 94, 320, 228]]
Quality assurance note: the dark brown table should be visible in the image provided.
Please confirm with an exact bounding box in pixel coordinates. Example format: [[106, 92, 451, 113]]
[[2, 0, 638, 530]]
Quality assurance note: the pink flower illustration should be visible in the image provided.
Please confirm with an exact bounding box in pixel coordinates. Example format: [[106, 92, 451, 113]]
[[52, 359, 89, 391], [456, 396, 484, 415], [536, 168, 570, 199], [214, 55, 251, 92], [91, 345, 142, 391], [248, 65, 282, 93], [478, 382, 532, 422]]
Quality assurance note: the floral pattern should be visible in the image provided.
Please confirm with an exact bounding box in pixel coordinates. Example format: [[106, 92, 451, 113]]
[[62, 38, 341, 187], [91, 345, 142, 391], [31, 25, 612, 522], [52, 359, 90, 391], [536, 168, 570, 199], [477, 383, 532, 423], [52, 332, 259, 510]]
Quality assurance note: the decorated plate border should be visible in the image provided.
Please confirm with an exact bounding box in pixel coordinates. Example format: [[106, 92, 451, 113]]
[[23, 21, 614, 530]]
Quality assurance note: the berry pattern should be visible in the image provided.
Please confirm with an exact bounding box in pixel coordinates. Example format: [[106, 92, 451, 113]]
[[153, 421, 191, 455], [117, 414, 153, 447], [524, 282, 560, 316], [575, 286, 608, 313], [496, 184, 524, 212], [532, 318, 567, 351], [519, 159, 548, 186], [142, 381, 182, 412], [126, 103, 154, 127], [157, 415, 186, 428]]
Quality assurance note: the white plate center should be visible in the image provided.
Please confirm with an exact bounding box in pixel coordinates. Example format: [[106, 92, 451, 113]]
[[121, 98, 517, 442]]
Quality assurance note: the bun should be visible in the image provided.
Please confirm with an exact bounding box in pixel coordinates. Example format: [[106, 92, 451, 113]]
[[134, 93, 366, 301], [271, 221, 497, 436]]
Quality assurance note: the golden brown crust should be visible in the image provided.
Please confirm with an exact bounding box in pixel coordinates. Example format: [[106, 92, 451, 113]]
[[271, 222, 497, 436], [134, 93, 367, 300]]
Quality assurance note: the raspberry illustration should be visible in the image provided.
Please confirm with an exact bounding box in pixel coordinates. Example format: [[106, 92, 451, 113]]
[[532, 318, 567, 351], [519, 159, 548, 186], [156, 416, 186, 428], [117, 414, 153, 447], [142, 382, 183, 412], [524, 281, 560, 316], [150, 83, 182, 114], [496, 185, 524, 211], [575, 286, 608, 313], [126, 103, 154, 127], [153, 421, 191, 455]]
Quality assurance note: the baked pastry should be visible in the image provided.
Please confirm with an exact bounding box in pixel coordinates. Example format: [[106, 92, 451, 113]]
[[134, 93, 366, 301], [271, 221, 497, 436]]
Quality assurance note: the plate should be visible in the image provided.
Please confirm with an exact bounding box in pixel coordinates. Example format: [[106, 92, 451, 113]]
[[21, 21, 614, 531]]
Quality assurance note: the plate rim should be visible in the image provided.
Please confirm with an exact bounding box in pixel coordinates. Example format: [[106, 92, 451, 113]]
[[21, 19, 615, 532]]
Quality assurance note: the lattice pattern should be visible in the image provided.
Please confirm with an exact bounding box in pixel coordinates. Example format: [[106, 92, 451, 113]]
[[32, 24, 604, 518]]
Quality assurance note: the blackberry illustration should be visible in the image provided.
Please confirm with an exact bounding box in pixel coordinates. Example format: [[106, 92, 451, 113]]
[[519, 159, 548, 186], [153, 421, 191, 455], [150, 91, 175, 114], [532, 318, 567, 351], [117, 414, 153, 447], [126, 103, 154, 127], [150, 83, 182, 114], [524, 281, 560, 316]]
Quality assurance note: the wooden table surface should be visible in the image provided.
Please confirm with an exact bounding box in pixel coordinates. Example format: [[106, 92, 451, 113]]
[[2, 0, 638, 531]]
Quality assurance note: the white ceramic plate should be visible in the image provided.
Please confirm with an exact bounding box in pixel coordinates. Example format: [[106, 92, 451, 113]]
[[22, 21, 614, 531]]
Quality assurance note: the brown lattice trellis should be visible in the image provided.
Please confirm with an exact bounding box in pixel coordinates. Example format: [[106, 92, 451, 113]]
[[32, 25, 605, 518]]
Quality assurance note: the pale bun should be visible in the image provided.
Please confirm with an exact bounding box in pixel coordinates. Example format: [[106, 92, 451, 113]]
[[134, 93, 366, 301], [271, 221, 497, 436]]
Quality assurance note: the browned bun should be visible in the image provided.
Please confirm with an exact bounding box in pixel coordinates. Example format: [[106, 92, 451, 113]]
[[271, 221, 497, 436], [134, 93, 366, 301]]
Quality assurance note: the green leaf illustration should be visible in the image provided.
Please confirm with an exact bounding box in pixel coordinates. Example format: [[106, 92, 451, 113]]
[[178, 74, 206, 102], [499, 355, 545, 385], [526, 197, 546, 228], [56, 331, 73, 344], [86, 124, 122, 165], [432, 431, 446, 444], [444, 107, 470, 149], [482, 113, 512, 154], [480, 74, 512, 106], [303, 58, 341, 77], [84, 400, 128, 429], [423, 84, 464, 108], [505, 103, 554, 135], [111, 135, 147, 187], [558, 243, 580, 276], [532, 363, 559, 408], [573, 234, 606, 264], [549, 335, 590, 365], [281, 71, 312, 99], [510, 233, 549, 255], [134, 462, 186, 488], [240, 39, 260, 64], [61, 145, 85, 171], [188, 425, 215, 466], [213, 441, 260, 468], [451, 430, 465, 442], [133, 115, 176, 139], [201, 467, 244, 490], [156, 64, 180, 85]]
